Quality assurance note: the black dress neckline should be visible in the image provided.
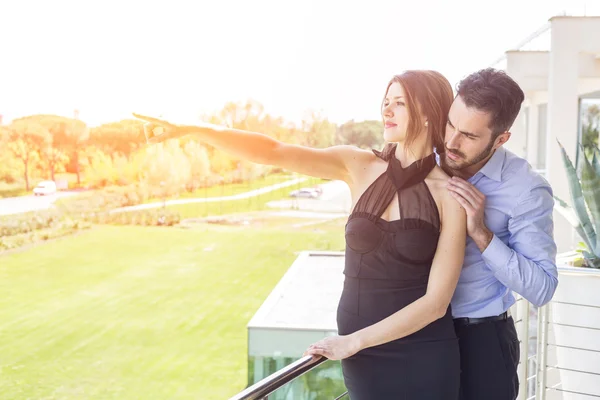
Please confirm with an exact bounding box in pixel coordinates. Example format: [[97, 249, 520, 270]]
[[372, 143, 437, 192], [347, 142, 440, 231]]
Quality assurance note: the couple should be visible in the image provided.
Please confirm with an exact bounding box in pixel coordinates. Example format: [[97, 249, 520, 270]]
[[135, 68, 558, 399]]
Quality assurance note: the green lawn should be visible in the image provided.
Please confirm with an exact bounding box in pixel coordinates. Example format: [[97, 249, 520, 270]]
[[0, 220, 346, 399]]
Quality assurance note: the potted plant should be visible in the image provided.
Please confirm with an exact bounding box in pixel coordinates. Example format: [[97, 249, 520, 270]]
[[547, 141, 600, 398]]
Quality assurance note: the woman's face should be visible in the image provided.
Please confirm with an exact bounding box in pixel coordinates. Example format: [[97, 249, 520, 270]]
[[382, 82, 410, 143]]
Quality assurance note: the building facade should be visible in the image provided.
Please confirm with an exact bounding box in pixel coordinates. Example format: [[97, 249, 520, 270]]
[[497, 16, 600, 252]]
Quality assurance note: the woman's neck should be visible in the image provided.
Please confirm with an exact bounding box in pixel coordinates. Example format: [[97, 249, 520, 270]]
[[393, 139, 433, 167]]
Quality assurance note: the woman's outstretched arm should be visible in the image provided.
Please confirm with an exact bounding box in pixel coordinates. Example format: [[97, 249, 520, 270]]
[[134, 113, 369, 183]]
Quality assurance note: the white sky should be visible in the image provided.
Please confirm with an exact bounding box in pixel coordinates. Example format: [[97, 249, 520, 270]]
[[1, 0, 599, 126]]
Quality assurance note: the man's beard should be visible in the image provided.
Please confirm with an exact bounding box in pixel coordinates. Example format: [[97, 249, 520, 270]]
[[442, 139, 495, 173]]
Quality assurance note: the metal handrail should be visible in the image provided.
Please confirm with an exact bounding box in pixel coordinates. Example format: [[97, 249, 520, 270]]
[[229, 355, 333, 400]]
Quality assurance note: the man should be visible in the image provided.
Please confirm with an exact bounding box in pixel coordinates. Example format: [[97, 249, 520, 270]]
[[442, 68, 558, 400]]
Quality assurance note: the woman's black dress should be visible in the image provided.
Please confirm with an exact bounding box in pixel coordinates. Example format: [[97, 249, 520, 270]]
[[337, 143, 460, 399]]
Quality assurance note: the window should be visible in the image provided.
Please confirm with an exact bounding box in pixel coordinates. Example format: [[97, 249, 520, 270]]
[[578, 96, 600, 169]]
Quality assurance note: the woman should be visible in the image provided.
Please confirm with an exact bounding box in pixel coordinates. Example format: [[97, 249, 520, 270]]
[[134, 70, 466, 399]]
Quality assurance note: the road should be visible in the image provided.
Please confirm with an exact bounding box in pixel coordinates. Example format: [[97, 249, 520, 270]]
[[111, 178, 352, 214], [0, 178, 352, 217], [0, 192, 79, 216], [266, 179, 351, 213]]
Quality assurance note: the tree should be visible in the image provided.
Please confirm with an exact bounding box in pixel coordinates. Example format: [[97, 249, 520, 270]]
[[53, 117, 89, 185], [336, 120, 384, 149], [217, 99, 265, 130], [7, 119, 51, 190], [16, 114, 89, 185], [207, 99, 303, 144], [41, 146, 70, 181], [209, 149, 239, 177], [183, 141, 211, 190], [88, 119, 145, 158], [203, 100, 296, 176], [142, 141, 191, 197], [300, 110, 336, 148], [0, 126, 20, 183], [81, 146, 115, 188]]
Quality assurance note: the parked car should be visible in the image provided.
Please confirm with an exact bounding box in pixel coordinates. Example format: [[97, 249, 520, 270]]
[[289, 187, 321, 199], [33, 180, 57, 196]]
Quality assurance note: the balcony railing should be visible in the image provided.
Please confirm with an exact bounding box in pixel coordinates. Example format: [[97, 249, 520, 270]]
[[513, 290, 600, 400], [233, 287, 599, 399], [229, 355, 348, 400]]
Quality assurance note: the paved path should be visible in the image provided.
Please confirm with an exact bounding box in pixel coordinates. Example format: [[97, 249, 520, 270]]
[[111, 177, 309, 213]]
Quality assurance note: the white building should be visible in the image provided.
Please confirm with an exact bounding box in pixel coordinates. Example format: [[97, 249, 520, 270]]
[[495, 15, 600, 253]]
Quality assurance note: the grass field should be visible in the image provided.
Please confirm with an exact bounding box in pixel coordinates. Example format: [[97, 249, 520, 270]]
[[0, 218, 346, 399]]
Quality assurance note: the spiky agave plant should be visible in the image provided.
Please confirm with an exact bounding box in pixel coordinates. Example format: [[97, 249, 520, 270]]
[[555, 141, 600, 268]]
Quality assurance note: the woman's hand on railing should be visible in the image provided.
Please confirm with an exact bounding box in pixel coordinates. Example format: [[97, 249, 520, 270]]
[[303, 334, 362, 361], [228, 355, 329, 400]]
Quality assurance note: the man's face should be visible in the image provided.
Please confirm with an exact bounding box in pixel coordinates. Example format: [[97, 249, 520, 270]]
[[442, 96, 509, 174]]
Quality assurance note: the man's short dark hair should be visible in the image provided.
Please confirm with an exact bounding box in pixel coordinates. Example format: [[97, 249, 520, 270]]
[[456, 68, 525, 138]]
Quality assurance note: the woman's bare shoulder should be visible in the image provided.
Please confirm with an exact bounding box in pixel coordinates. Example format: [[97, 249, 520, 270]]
[[343, 146, 387, 181], [426, 166, 451, 191]]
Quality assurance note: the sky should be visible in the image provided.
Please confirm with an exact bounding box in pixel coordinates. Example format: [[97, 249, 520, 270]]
[[1, 0, 599, 127]]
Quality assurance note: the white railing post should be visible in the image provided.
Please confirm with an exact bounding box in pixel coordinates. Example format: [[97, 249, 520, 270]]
[[536, 304, 550, 400], [518, 299, 530, 400]]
